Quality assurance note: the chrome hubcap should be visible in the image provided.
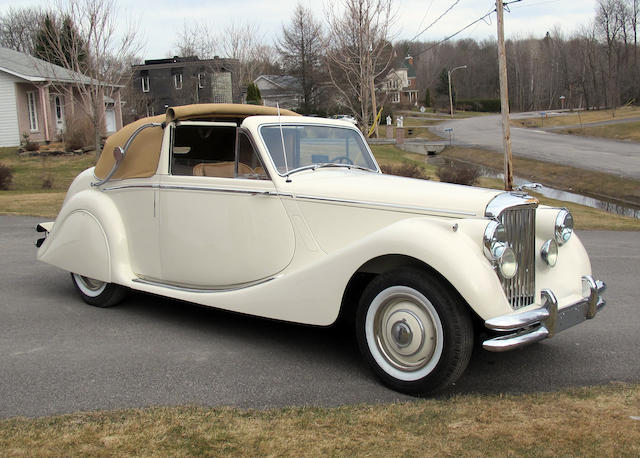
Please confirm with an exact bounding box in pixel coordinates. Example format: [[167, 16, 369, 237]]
[[372, 292, 440, 373], [391, 319, 412, 348]]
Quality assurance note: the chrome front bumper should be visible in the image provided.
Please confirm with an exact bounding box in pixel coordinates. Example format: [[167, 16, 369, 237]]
[[483, 275, 606, 352]]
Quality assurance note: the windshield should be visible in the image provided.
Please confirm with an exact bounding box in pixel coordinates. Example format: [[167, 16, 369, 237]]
[[259, 124, 378, 175]]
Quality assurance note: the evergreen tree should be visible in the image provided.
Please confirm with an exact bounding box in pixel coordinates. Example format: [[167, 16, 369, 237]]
[[423, 88, 431, 107], [246, 82, 262, 105], [34, 14, 87, 70]]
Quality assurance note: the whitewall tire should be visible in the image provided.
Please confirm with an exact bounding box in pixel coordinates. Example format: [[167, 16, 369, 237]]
[[356, 268, 473, 395], [70, 273, 127, 307]]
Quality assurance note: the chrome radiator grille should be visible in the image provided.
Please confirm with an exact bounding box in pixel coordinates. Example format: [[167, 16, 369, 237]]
[[499, 208, 536, 309]]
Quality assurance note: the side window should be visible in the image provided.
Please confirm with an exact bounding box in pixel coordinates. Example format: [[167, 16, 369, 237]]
[[237, 132, 268, 180], [172, 125, 236, 177], [171, 125, 267, 180]]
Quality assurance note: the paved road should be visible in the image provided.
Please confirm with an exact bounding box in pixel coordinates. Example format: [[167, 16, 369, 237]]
[[432, 112, 640, 180], [1, 215, 638, 418]]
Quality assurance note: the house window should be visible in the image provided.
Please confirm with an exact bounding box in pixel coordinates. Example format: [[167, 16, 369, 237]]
[[142, 75, 150, 92], [392, 92, 400, 103], [198, 73, 204, 88], [174, 73, 183, 90], [26, 91, 38, 131]]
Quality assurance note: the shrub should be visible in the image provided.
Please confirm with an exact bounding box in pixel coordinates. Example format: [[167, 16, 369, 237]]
[[42, 176, 54, 189], [436, 162, 480, 186], [21, 132, 40, 151], [0, 163, 13, 190], [380, 162, 429, 180], [63, 113, 94, 151], [455, 99, 501, 112]]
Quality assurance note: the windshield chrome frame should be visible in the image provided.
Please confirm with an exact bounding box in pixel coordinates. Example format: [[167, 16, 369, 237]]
[[257, 122, 381, 177]]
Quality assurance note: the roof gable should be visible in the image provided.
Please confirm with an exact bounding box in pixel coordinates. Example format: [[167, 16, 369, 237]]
[[0, 46, 93, 85]]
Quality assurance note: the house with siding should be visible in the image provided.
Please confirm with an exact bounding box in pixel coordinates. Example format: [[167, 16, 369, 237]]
[[381, 56, 419, 106], [253, 75, 303, 110], [0, 46, 123, 147]]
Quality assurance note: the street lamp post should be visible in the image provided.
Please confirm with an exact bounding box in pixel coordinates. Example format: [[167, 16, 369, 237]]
[[448, 65, 467, 119]]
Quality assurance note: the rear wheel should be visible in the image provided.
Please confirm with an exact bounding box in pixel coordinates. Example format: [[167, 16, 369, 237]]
[[70, 273, 127, 307], [356, 268, 473, 395]]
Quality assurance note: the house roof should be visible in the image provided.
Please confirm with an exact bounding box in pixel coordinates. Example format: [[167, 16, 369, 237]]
[[255, 75, 302, 91], [0, 46, 94, 85], [399, 57, 416, 78]]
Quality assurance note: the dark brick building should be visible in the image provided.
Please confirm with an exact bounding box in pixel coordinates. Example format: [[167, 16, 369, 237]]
[[130, 56, 240, 118]]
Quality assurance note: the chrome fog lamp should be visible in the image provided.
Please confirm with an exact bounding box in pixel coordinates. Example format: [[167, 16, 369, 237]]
[[541, 239, 558, 267], [497, 246, 518, 279], [555, 209, 574, 245]]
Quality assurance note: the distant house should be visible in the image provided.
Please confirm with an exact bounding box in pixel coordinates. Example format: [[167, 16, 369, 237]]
[[130, 56, 240, 119], [254, 75, 303, 110], [382, 56, 419, 106], [0, 46, 123, 147]]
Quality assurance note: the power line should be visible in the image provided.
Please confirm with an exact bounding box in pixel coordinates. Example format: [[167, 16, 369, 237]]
[[414, 0, 524, 57], [413, 0, 437, 39], [409, 0, 461, 43]]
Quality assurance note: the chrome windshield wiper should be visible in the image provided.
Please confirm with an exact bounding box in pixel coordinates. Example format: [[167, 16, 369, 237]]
[[314, 163, 375, 172], [284, 162, 375, 181]]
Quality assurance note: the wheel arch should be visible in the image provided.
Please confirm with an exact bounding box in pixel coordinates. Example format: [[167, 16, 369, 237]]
[[37, 188, 132, 285], [339, 254, 481, 326]]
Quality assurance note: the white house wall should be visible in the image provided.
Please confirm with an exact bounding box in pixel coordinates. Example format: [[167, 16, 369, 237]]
[[0, 72, 20, 147]]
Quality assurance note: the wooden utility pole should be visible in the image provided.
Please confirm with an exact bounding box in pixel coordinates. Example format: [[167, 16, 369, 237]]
[[496, 0, 513, 191]]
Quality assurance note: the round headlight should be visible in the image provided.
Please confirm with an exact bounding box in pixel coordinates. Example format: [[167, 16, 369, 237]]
[[555, 209, 573, 245], [483, 221, 508, 260], [498, 246, 518, 279], [541, 239, 558, 267]]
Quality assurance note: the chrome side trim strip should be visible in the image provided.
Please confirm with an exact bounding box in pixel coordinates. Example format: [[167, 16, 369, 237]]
[[132, 276, 277, 293], [102, 183, 294, 198], [295, 194, 476, 216]]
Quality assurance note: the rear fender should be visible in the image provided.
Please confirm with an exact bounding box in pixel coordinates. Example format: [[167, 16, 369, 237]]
[[37, 189, 131, 284]]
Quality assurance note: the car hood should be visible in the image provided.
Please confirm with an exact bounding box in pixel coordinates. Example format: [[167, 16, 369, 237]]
[[284, 169, 503, 218]]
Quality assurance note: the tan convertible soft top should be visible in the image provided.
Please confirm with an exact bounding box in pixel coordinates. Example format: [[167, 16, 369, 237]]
[[94, 103, 299, 180]]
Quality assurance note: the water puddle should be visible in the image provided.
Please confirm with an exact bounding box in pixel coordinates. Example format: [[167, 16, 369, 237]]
[[430, 157, 640, 219]]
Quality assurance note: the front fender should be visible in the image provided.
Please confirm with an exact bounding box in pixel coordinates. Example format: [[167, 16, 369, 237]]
[[37, 188, 131, 285], [346, 217, 510, 320]]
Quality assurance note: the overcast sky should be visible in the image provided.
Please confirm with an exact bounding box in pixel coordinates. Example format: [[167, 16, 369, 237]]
[[1, 0, 601, 59]]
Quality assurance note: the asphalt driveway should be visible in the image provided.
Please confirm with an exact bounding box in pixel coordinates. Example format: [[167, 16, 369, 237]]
[[1, 215, 638, 418], [433, 112, 640, 180]]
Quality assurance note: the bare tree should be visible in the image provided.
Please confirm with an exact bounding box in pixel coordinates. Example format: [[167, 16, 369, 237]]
[[325, 0, 396, 133], [276, 3, 324, 112], [40, 0, 142, 153], [0, 7, 47, 54], [173, 21, 218, 59]]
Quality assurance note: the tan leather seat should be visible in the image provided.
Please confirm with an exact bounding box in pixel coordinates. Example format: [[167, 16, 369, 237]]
[[193, 162, 254, 178]]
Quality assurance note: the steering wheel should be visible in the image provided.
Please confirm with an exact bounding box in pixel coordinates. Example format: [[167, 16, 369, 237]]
[[330, 156, 354, 165]]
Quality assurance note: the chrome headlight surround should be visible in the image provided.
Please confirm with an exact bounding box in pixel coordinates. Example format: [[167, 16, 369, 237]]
[[554, 209, 573, 245], [484, 220, 518, 279], [541, 239, 558, 267]]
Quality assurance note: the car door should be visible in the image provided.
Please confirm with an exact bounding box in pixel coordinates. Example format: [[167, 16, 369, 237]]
[[157, 122, 295, 288]]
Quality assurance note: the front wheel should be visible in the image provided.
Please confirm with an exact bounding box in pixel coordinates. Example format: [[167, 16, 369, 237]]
[[356, 268, 473, 395], [70, 273, 127, 307]]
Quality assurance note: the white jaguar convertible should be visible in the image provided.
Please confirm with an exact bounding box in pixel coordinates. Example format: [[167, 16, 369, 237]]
[[36, 104, 606, 394]]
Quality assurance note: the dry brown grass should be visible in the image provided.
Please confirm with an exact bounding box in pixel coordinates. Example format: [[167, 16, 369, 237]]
[[441, 146, 640, 207], [0, 192, 66, 218], [1, 383, 638, 456], [558, 121, 640, 142], [512, 106, 640, 129]]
